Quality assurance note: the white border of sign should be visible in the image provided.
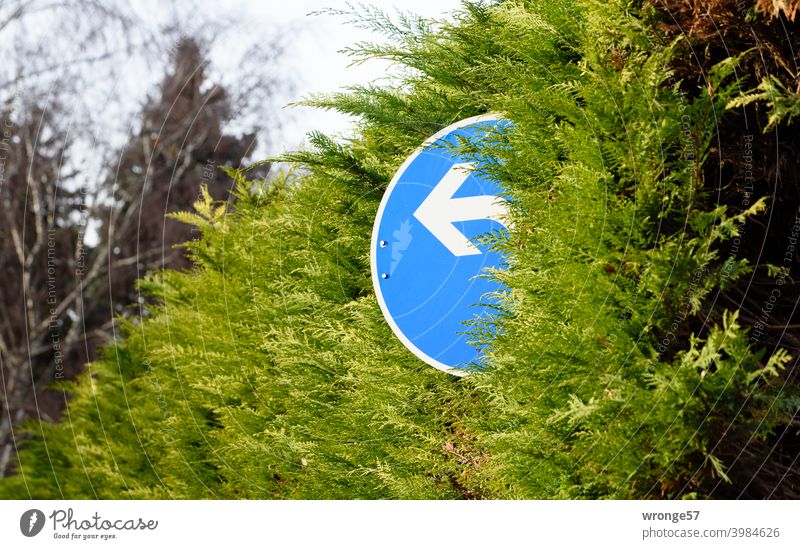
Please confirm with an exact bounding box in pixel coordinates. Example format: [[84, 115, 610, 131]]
[[370, 113, 502, 377]]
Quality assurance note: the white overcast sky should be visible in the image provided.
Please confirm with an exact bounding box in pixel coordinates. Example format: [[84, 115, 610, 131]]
[[222, 0, 464, 156], [2, 0, 464, 157], [1, 0, 464, 170]]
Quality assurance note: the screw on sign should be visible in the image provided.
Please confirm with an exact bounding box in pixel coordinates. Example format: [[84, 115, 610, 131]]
[[371, 115, 512, 376]]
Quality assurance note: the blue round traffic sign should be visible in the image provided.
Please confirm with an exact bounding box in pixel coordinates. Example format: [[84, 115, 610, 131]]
[[371, 115, 511, 375]]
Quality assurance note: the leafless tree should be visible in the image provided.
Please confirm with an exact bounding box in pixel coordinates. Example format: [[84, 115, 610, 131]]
[[0, 1, 284, 476]]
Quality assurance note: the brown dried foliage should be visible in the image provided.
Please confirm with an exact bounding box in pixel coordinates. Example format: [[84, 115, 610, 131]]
[[757, 0, 800, 20]]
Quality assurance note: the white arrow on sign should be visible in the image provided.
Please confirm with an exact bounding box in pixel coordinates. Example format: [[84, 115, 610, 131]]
[[413, 162, 510, 256]]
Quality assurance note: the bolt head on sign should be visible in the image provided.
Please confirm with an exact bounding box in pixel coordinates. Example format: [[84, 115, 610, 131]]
[[371, 114, 511, 376]]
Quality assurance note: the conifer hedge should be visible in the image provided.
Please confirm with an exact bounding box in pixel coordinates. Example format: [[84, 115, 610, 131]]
[[2, 0, 799, 499]]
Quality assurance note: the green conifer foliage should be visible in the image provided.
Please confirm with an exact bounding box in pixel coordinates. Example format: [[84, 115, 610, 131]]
[[2, 0, 798, 499]]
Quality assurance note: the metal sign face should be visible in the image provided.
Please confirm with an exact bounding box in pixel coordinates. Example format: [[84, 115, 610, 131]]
[[371, 115, 511, 376]]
